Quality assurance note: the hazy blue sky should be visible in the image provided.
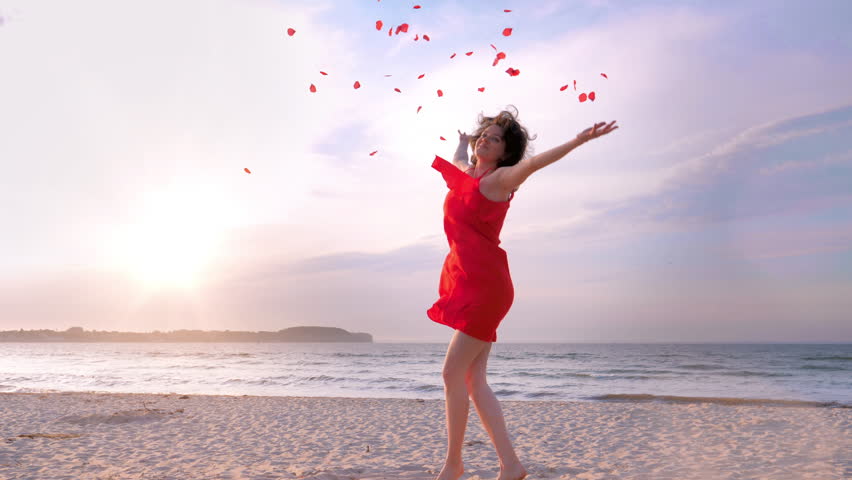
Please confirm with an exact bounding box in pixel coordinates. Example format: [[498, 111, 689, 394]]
[[1, 0, 850, 342]]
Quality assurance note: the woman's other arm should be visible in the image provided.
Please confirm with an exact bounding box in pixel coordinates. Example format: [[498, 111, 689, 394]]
[[498, 120, 618, 191], [453, 130, 471, 170]]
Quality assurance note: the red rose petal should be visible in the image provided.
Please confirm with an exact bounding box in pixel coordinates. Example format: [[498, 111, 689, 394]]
[[588, 91, 596, 101], [579, 93, 587, 102], [417, 106, 422, 114], [437, 89, 443, 97], [573, 80, 577, 90], [413, 5, 421, 8], [601, 73, 608, 79], [394, 87, 401, 93], [450, 53, 456, 59], [397, 23, 409, 33], [465, 51, 474, 56], [244, 167, 251, 174], [384, 74, 392, 77], [491, 43, 497, 50], [287, 28, 296, 36], [354, 81, 361, 89], [440, 136, 446, 141], [423, 34, 430, 41], [388, 26, 392, 36], [309, 84, 316, 93], [559, 85, 568, 91], [376, 20, 383, 30], [417, 73, 425, 79], [504, 9, 512, 12], [497, 52, 506, 59], [505, 67, 520, 76], [502, 27, 512, 36], [320, 71, 328, 75], [414, 34, 419, 41], [477, 87, 485, 92], [369, 151, 378, 156]]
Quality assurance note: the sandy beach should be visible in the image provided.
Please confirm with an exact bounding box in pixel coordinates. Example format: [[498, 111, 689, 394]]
[[0, 391, 849, 480]]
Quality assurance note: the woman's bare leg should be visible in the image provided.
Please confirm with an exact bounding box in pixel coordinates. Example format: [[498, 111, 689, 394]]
[[435, 330, 490, 480], [466, 345, 527, 480]]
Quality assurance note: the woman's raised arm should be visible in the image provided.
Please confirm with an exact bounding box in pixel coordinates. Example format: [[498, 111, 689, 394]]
[[498, 120, 618, 191], [452, 130, 471, 170]]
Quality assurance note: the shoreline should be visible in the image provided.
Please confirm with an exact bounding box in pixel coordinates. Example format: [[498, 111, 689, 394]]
[[1, 391, 849, 479], [2, 389, 848, 409]]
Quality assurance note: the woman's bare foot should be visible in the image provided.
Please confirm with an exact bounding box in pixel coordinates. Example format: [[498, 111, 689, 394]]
[[497, 463, 527, 480], [435, 461, 464, 480]]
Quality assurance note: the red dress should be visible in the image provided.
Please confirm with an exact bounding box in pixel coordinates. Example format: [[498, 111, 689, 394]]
[[427, 156, 515, 342]]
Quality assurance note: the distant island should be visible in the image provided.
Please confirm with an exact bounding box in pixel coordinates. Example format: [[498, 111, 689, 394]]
[[0, 326, 373, 343]]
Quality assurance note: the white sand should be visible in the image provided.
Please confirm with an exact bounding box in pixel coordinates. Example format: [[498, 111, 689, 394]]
[[0, 391, 849, 479]]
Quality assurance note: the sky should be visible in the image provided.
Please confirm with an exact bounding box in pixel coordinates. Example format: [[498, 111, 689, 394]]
[[1, 0, 850, 343]]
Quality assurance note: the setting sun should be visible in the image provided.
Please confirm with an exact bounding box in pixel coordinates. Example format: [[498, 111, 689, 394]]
[[107, 186, 233, 290]]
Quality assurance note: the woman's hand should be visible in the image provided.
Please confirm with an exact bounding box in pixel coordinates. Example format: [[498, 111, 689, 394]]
[[576, 121, 618, 143], [458, 129, 471, 145]]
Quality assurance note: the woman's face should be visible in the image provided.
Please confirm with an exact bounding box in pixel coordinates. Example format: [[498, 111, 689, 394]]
[[475, 124, 506, 164]]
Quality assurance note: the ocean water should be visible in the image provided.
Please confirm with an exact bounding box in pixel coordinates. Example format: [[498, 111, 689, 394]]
[[0, 342, 849, 407]]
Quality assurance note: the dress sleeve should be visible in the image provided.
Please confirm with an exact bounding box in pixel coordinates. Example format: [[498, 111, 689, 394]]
[[432, 155, 465, 190]]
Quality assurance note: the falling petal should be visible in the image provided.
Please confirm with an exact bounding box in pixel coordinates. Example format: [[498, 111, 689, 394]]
[[376, 20, 383, 30], [465, 51, 473, 56], [589, 91, 596, 101], [504, 9, 512, 12], [395, 23, 409, 34], [414, 34, 419, 41], [369, 151, 378, 156], [497, 52, 506, 59], [414, 5, 421, 8], [385, 74, 393, 77], [418, 73, 425, 79], [423, 34, 430, 41], [491, 44, 497, 50], [354, 81, 361, 89], [477, 87, 485, 92], [450, 53, 457, 59], [573, 80, 577, 90], [309, 84, 316, 93], [287, 28, 296, 36], [244, 168, 251, 174], [579, 93, 587, 102], [417, 106, 422, 113], [320, 71, 328, 75], [505, 67, 520, 76], [601, 73, 608, 79], [388, 26, 392, 36], [394, 87, 401, 93], [559, 85, 568, 91], [437, 89, 443, 97], [502, 27, 512, 36], [440, 136, 446, 141]]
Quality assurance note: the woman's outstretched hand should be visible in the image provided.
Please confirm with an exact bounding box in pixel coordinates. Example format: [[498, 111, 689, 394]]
[[458, 129, 471, 145], [576, 121, 618, 143]]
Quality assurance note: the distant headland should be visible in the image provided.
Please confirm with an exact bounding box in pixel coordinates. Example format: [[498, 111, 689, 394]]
[[0, 326, 373, 343]]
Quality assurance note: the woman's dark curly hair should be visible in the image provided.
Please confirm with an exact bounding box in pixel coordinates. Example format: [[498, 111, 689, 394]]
[[469, 105, 536, 168]]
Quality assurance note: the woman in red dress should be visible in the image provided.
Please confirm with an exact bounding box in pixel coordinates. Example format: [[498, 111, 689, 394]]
[[428, 107, 618, 480]]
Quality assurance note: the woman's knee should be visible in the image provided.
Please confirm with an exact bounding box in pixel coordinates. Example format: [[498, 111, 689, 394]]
[[442, 364, 468, 384], [466, 376, 489, 398]]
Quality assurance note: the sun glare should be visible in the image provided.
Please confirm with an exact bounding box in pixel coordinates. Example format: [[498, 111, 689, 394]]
[[110, 186, 233, 291]]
